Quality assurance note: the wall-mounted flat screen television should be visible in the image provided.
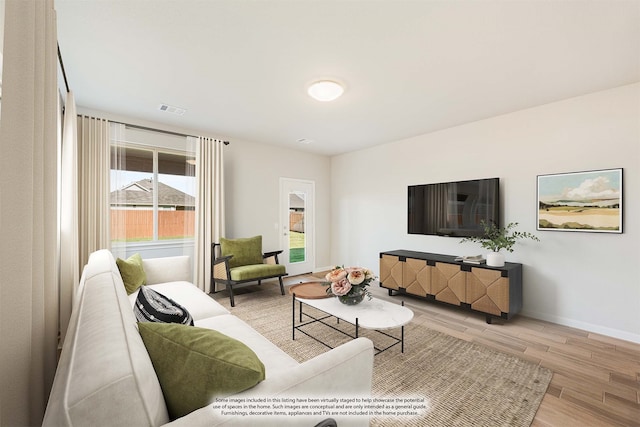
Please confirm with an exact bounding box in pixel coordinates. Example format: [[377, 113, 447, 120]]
[[408, 177, 500, 237]]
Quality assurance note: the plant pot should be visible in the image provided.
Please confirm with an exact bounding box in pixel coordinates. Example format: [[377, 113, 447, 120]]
[[486, 252, 505, 267]]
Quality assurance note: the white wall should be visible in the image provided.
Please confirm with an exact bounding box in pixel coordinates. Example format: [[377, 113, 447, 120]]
[[330, 83, 640, 343]]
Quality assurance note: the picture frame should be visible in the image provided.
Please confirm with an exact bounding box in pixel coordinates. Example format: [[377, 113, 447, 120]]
[[537, 168, 623, 233]]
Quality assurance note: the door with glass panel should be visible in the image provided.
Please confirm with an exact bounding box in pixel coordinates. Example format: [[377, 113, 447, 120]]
[[280, 178, 315, 276]]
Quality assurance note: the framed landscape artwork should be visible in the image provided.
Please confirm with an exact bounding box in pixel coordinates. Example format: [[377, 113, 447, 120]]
[[537, 168, 623, 233]]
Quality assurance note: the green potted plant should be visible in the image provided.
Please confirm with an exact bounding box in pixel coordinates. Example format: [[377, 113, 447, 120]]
[[459, 221, 540, 267]]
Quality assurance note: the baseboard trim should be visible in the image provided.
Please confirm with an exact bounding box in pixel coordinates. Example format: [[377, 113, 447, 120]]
[[520, 309, 640, 344], [313, 266, 333, 274]]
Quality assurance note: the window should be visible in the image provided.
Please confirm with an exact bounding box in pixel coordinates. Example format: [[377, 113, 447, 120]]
[[110, 124, 196, 257]]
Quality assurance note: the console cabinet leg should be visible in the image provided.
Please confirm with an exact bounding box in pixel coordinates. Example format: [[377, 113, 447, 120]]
[[388, 289, 394, 296]]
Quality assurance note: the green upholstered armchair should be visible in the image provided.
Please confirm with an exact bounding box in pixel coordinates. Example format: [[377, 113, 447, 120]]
[[211, 235, 287, 307]]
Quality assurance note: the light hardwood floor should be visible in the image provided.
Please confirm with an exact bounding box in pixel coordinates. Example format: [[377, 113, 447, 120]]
[[280, 274, 640, 427]]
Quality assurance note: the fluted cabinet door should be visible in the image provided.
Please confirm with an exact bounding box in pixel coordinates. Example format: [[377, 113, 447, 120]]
[[466, 268, 509, 316], [403, 258, 430, 296], [431, 262, 465, 306], [379, 255, 403, 290]]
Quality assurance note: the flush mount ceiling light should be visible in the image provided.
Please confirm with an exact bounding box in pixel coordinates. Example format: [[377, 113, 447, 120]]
[[307, 80, 344, 102]]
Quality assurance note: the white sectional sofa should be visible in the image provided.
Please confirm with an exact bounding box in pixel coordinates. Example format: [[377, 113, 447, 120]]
[[43, 249, 374, 426]]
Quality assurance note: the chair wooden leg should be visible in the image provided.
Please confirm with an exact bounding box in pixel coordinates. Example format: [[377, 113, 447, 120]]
[[227, 284, 235, 307], [278, 276, 285, 295]]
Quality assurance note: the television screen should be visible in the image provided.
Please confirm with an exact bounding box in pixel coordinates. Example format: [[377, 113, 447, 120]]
[[408, 178, 500, 237]]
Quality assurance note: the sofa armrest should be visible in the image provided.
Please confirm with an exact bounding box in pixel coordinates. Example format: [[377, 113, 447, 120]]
[[162, 338, 374, 427], [251, 337, 374, 397], [143, 256, 191, 285]]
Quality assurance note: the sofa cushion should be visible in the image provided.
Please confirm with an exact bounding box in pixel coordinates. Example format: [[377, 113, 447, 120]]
[[138, 323, 266, 419], [229, 264, 286, 281], [130, 281, 230, 321], [134, 286, 194, 326], [220, 235, 263, 269], [195, 314, 297, 375], [143, 255, 191, 285], [116, 253, 147, 294]]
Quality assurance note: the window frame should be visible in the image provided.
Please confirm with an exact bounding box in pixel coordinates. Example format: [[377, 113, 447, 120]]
[[110, 140, 196, 250]]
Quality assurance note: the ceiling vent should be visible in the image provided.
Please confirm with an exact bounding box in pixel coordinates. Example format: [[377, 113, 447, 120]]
[[158, 103, 187, 115]]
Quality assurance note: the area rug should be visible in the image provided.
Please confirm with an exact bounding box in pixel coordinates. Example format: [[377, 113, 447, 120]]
[[211, 285, 552, 427]]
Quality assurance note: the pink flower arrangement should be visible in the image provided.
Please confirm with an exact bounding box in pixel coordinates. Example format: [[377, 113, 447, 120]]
[[324, 266, 376, 300], [330, 278, 352, 296]]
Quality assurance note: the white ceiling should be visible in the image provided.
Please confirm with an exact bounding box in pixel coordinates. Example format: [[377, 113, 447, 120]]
[[56, 0, 640, 156]]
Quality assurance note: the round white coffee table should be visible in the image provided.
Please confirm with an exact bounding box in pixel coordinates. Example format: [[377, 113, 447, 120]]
[[292, 291, 414, 354]]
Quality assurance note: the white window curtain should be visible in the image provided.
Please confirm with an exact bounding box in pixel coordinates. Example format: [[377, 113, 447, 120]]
[[77, 115, 111, 269], [0, 0, 58, 424], [109, 122, 127, 260], [193, 137, 225, 293], [58, 111, 111, 348], [59, 91, 79, 345]]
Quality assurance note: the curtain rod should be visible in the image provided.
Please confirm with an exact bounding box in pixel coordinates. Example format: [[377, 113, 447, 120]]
[[114, 121, 230, 145], [57, 43, 70, 93]]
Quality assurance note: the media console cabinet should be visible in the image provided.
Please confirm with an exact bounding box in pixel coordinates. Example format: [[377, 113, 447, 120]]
[[379, 250, 522, 323]]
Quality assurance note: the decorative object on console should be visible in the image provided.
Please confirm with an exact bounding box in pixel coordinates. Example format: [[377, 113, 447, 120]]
[[323, 266, 376, 305], [459, 221, 539, 267], [537, 168, 623, 233], [486, 252, 505, 268], [454, 255, 486, 265]]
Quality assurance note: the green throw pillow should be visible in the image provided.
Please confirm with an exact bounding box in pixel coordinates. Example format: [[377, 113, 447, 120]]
[[138, 323, 266, 419], [116, 253, 146, 295], [220, 235, 264, 269]]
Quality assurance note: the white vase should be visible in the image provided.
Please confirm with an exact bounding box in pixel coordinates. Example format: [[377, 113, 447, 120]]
[[486, 252, 505, 267]]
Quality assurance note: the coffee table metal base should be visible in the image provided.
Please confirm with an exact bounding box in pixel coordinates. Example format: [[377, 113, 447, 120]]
[[292, 295, 406, 355]]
